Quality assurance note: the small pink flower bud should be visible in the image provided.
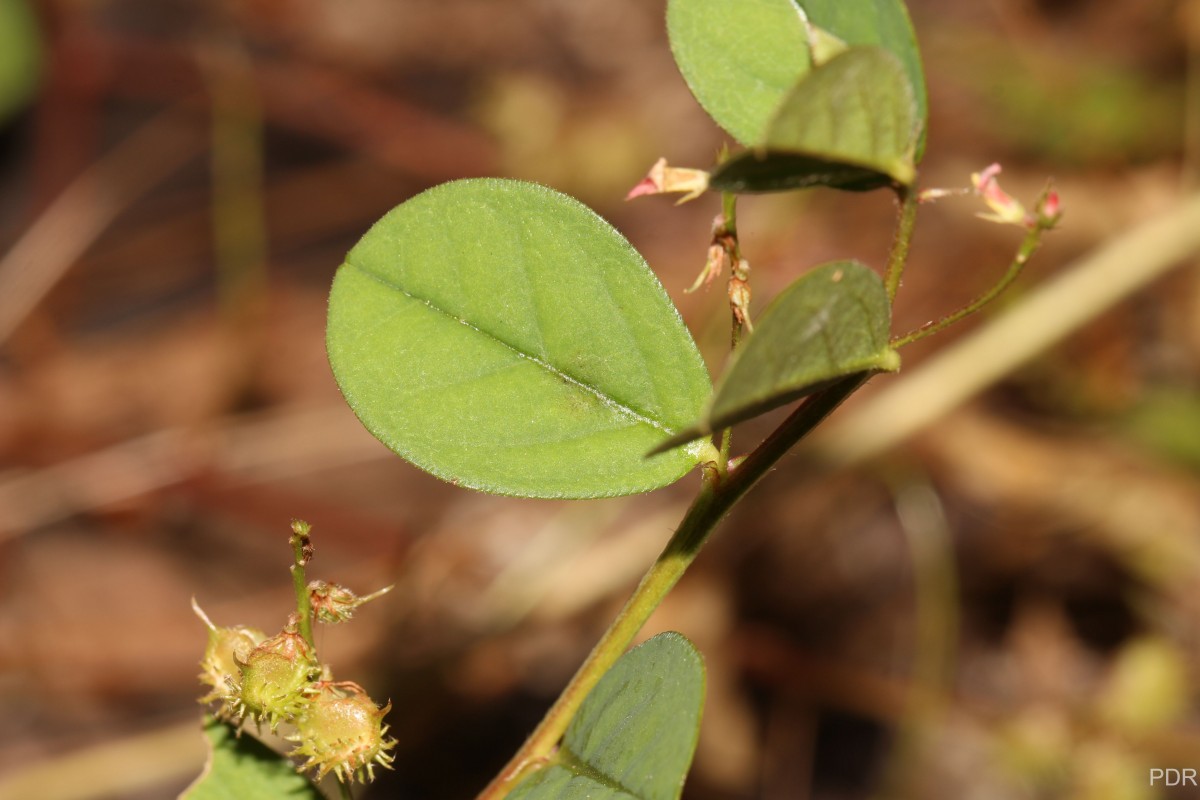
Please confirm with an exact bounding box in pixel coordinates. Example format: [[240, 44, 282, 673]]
[[626, 157, 709, 204], [1036, 186, 1063, 228], [289, 681, 396, 783]]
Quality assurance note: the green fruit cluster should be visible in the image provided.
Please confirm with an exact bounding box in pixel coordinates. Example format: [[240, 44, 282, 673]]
[[193, 521, 396, 785]]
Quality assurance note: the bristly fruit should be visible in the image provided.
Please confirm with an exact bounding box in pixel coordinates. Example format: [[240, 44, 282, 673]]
[[229, 615, 321, 731], [289, 680, 397, 783], [192, 598, 266, 708]]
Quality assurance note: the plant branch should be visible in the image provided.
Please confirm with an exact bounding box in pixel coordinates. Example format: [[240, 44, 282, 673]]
[[808, 192, 1200, 466], [477, 372, 870, 799], [890, 221, 1047, 348], [719, 190, 743, 472], [884, 183, 919, 303], [289, 519, 315, 649]]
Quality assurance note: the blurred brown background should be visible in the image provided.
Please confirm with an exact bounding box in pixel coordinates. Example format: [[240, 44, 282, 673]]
[[1, 0, 1199, 798]]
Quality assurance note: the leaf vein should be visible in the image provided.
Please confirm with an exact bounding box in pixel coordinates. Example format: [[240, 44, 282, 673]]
[[343, 262, 674, 434]]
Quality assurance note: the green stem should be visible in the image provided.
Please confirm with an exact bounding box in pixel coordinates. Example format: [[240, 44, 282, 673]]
[[717, 427, 733, 479], [722, 191, 741, 261], [722, 191, 748, 351], [890, 222, 1047, 349], [477, 373, 869, 799], [289, 520, 315, 649], [885, 183, 919, 304], [337, 780, 354, 800], [719, 190, 742, 470]]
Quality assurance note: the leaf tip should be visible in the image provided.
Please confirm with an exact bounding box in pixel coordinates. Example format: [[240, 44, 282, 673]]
[[647, 427, 711, 458]]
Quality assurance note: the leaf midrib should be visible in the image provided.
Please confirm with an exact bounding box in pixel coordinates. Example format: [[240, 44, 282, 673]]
[[343, 261, 675, 435], [554, 746, 642, 799]]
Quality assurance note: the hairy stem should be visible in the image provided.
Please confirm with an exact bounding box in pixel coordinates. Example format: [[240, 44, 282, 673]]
[[477, 373, 869, 799], [289, 520, 315, 648], [885, 183, 919, 303], [722, 191, 742, 262], [890, 221, 1047, 348]]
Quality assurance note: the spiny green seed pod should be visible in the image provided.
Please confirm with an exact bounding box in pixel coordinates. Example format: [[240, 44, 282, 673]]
[[230, 619, 320, 731], [192, 598, 266, 707], [308, 580, 393, 625], [289, 681, 396, 783]]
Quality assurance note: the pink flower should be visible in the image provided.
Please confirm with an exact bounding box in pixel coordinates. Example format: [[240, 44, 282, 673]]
[[971, 163, 1030, 227], [626, 157, 709, 204]]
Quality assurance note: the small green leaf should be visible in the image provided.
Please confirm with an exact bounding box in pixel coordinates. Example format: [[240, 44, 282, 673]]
[[327, 179, 712, 499], [182, 716, 323, 800], [710, 46, 918, 193], [798, 0, 928, 157], [509, 632, 706, 800], [655, 261, 898, 452], [667, 0, 811, 145]]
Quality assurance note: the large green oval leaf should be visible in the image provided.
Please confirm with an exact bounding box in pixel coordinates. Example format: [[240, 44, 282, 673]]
[[654, 261, 899, 453], [710, 46, 918, 193], [508, 632, 706, 800], [327, 179, 712, 499], [799, 0, 927, 158], [667, 0, 811, 146], [182, 716, 323, 800]]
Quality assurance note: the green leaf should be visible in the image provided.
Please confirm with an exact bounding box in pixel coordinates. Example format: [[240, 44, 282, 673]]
[[667, 0, 811, 145], [508, 632, 706, 800], [327, 179, 712, 499], [655, 261, 898, 452], [0, 0, 42, 123], [182, 716, 323, 800], [666, 0, 927, 181], [798, 0, 928, 158], [710, 46, 918, 193]]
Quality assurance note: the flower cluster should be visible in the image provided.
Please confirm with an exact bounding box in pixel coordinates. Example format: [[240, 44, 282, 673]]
[[193, 521, 395, 786]]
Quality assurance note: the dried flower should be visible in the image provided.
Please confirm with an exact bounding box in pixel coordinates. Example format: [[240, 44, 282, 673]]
[[309, 580, 393, 625], [729, 260, 753, 332]]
